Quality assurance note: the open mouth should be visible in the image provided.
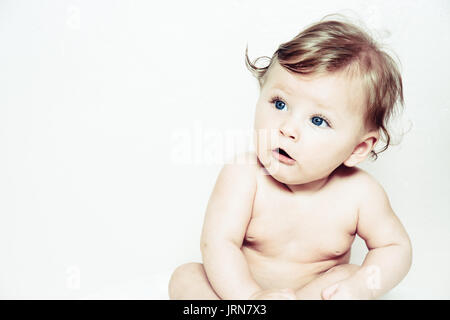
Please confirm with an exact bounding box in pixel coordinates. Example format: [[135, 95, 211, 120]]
[[276, 148, 293, 159], [272, 148, 296, 165]]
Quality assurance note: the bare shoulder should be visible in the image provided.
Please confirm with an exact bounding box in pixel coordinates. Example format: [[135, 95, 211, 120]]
[[346, 167, 411, 250], [347, 167, 387, 198], [331, 165, 389, 211], [217, 151, 260, 188], [202, 151, 259, 246], [225, 151, 260, 176], [333, 165, 381, 192], [340, 166, 395, 222]]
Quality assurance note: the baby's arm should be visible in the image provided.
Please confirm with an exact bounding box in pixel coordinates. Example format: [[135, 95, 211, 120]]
[[200, 158, 261, 299], [200, 155, 294, 300], [323, 173, 412, 300]]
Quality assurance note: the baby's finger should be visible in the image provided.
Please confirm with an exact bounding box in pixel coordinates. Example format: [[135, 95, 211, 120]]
[[322, 283, 340, 300], [278, 288, 297, 299], [268, 292, 296, 300]]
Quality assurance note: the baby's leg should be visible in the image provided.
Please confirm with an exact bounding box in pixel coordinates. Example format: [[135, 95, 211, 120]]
[[295, 264, 360, 300], [168, 262, 221, 300]]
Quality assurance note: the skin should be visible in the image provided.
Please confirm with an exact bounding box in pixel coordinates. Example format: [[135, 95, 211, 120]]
[[169, 60, 412, 300]]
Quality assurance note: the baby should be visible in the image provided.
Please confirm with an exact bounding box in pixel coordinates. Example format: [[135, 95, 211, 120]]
[[169, 15, 412, 300]]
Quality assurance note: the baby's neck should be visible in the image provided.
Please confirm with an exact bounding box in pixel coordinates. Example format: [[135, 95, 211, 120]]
[[284, 164, 345, 195], [284, 175, 330, 195]]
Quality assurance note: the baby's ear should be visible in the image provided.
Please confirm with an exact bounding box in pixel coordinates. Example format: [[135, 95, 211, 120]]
[[344, 132, 379, 167]]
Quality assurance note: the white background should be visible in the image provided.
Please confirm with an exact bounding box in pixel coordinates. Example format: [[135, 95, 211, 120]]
[[0, 0, 449, 299]]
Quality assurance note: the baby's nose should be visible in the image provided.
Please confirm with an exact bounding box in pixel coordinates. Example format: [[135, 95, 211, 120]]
[[279, 126, 298, 141]]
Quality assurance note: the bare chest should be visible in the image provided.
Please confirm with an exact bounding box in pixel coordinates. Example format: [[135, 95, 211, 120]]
[[244, 172, 358, 263]]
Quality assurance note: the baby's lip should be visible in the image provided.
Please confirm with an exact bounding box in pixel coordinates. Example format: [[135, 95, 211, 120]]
[[273, 147, 295, 160]]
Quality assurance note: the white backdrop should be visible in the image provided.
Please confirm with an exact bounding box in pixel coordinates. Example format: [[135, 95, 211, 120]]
[[0, 0, 449, 299]]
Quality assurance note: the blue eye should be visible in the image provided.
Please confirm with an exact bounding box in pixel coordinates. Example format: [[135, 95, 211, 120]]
[[311, 116, 329, 128], [270, 96, 287, 110], [270, 95, 332, 128], [275, 100, 286, 110]]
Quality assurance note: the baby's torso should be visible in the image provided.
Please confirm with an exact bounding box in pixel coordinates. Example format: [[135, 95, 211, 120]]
[[242, 157, 360, 291]]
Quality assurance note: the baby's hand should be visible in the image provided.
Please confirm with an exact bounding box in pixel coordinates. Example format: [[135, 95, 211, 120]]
[[249, 288, 297, 300], [321, 278, 373, 300]]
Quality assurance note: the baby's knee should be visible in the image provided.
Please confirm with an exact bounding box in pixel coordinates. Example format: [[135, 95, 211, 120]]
[[172, 262, 203, 279], [168, 262, 203, 298]]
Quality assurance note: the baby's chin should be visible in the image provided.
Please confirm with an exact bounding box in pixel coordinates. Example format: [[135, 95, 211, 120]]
[[261, 161, 303, 184], [269, 170, 304, 185], [261, 157, 328, 187]]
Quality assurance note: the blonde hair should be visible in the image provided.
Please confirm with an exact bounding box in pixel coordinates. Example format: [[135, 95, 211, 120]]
[[245, 14, 404, 161]]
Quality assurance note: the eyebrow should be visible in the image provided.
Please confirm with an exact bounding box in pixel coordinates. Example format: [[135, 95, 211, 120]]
[[271, 86, 334, 112]]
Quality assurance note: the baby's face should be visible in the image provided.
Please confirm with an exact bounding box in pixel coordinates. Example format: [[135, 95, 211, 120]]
[[254, 60, 369, 187]]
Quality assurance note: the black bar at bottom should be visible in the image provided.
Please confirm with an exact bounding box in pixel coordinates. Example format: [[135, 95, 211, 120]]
[[0, 300, 444, 318]]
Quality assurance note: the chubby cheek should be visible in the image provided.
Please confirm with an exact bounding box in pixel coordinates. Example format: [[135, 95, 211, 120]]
[[253, 104, 270, 129], [303, 140, 350, 173], [253, 111, 278, 151]]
